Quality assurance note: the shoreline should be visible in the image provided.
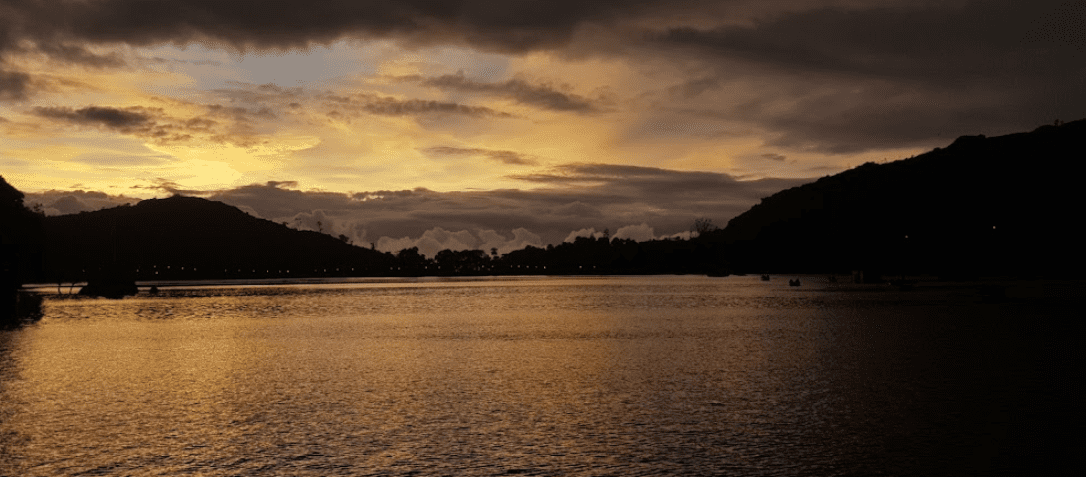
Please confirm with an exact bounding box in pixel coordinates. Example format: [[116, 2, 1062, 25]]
[[21, 274, 1084, 297]]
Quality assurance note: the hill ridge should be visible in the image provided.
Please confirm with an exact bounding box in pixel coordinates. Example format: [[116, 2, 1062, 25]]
[[716, 118, 1086, 277], [42, 195, 392, 281]]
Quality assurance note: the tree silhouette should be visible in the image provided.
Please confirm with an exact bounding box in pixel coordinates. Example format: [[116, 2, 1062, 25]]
[[691, 218, 716, 236]]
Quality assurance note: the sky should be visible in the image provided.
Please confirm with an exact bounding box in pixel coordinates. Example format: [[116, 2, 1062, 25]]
[[2, 0, 1083, 256]]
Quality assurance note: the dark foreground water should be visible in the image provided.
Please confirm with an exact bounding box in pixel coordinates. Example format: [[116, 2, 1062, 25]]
[[0, 276, 1080, 476]]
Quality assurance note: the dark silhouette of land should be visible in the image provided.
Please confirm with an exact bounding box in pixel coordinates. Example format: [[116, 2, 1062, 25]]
[[715, 119, 1086, 280], [40, 195, 394, 287], [1, 175, 43, 319], [3, 118, 1085, 297]]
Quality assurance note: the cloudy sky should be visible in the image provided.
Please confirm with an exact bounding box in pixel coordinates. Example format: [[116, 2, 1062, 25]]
[[2, 0, 1083, 256]]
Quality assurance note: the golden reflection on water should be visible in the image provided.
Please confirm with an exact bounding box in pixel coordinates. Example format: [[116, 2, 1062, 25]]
[[0, 276, 1076, 475]]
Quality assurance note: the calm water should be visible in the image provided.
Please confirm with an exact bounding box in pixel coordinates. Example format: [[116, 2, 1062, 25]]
[[0, 276, 1079, 476]]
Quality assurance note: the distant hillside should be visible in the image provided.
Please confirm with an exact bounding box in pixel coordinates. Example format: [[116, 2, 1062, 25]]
[[716, 119, 1086, 277], [42, 196, 393, 281]]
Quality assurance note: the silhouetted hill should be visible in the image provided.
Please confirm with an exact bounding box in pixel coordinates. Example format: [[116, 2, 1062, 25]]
[[2, 175, 43, 317], [42, 195, 393, 281], [716, 119, 1086, 278]]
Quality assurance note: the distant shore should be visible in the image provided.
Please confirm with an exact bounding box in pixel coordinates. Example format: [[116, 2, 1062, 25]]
[[21, 275, 1084, 301]]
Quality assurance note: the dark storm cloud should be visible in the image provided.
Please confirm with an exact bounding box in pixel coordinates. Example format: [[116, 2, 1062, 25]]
[[652, 1, 1086, 152], [404, 73, 601, 112], [421, 146, 539, 165], [654, 2, 1083, 80], [3, 0, 1079, 155], [0, 0, 683, 54]]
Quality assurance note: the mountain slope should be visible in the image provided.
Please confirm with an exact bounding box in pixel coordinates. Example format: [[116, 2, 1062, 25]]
[[42, 195, 392, 281], [716, 120, 1086, 277]]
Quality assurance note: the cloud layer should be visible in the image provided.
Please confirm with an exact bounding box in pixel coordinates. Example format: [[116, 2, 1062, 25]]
[[24, 164, 809, 255]]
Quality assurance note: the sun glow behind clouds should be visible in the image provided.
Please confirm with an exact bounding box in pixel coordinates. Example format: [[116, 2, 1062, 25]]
[[4, 29, 923, 197]]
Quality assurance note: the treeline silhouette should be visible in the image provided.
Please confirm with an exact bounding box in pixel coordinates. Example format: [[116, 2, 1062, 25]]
[[390, 230, 726, 277], [3, 118, 1085, 301]]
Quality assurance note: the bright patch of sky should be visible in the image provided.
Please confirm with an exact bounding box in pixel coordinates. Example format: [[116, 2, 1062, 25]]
[[136, 40, 513, 92]]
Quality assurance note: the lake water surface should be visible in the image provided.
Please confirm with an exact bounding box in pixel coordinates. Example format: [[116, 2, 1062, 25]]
[[0, 276, 1078, 476]]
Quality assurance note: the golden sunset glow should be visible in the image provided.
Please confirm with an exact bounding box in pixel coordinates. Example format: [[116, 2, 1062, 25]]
[[2, 1, 1081, 252]]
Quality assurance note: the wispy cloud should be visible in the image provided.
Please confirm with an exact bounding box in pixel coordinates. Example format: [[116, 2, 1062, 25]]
[[29, 103, 282, 147], [323, 92, 514, 118], [33, 105, 151, 129], [19, 42, 127, 68], [0, 70, 32, 101], [420, 146, 539, 165], [401, 72, 601, 113]]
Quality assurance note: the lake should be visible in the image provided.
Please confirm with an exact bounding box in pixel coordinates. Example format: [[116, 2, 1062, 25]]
[[0, 276, 1079, 476]]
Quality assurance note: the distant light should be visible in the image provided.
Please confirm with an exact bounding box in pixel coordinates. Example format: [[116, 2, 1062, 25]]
[[993, 226, 996, 229], [905, 235, 908, 239]]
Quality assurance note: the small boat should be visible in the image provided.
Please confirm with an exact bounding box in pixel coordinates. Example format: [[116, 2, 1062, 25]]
[[827, 275, 837, 283], [788, 278, 801, 287], [761, 274, 770, 281]]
